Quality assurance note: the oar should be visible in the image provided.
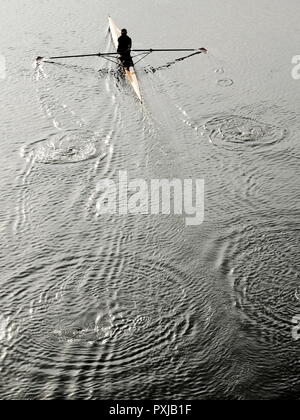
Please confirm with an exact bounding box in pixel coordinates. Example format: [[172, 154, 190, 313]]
[[36, 52, 119, 61], [133, 48, 207, 53], [36, 48, 207, 61]]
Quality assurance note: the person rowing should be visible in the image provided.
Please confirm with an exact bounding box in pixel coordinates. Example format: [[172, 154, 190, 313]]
[[36, 16, 208, 103], [117, 28, 133, 70]]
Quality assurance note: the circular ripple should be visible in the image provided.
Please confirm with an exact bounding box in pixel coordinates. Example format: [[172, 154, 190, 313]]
[[202, 116, 289, 150], [22, 129, 107, 164], [223, 220, 300, 344], [217, 79, 234, 87], [52, 257, 191, 363], [12, 254, 195, 373], [215, 68, 225, 74], [4, 252, 210, 400]]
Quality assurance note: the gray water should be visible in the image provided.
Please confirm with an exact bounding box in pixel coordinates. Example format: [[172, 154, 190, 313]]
[[0, 0, 299, 400]]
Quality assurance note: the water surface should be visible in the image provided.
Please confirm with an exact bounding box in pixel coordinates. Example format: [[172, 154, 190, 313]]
[[0, 0, 299, 400]]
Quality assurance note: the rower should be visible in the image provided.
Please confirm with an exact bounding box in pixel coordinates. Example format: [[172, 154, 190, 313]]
[[117, 28, 133, 70]]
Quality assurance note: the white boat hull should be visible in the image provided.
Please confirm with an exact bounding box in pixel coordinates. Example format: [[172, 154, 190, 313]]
[[108, 17, 142, 102]]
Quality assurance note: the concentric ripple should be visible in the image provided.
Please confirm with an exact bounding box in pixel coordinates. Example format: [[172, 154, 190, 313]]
[[209, 218, 300, 345], [202, 116, 289, 150], [217, 79, 234, 87], [48, 256, 191, 365], [10, 253, 195, 381], [22, 129, 108, 164]]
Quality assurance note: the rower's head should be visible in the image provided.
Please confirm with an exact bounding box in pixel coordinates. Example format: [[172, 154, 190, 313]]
[[121, 29, 128, 35]]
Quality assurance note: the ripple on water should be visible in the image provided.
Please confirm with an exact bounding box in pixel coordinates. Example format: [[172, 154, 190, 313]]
[[3, 250, 217, 399], [208, 218, 300, 346], [55, 258, 190, 365], [13, 254, 195, 376], [22, 129, 108, 164], [215, 68, 225, 75], [217, 79, 234, 87], [201, 115, 289, 150]]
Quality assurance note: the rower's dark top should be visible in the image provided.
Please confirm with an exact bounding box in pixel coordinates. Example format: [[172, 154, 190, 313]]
[[117, 34, 132, 53]]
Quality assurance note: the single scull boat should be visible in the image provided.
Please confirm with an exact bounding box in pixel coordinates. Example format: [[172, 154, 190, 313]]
[[108, 16, 142, 102], [36, 22, 207, 103]]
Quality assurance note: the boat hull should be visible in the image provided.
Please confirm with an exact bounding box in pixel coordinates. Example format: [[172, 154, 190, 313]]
[[108, 17, 142, 102]]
